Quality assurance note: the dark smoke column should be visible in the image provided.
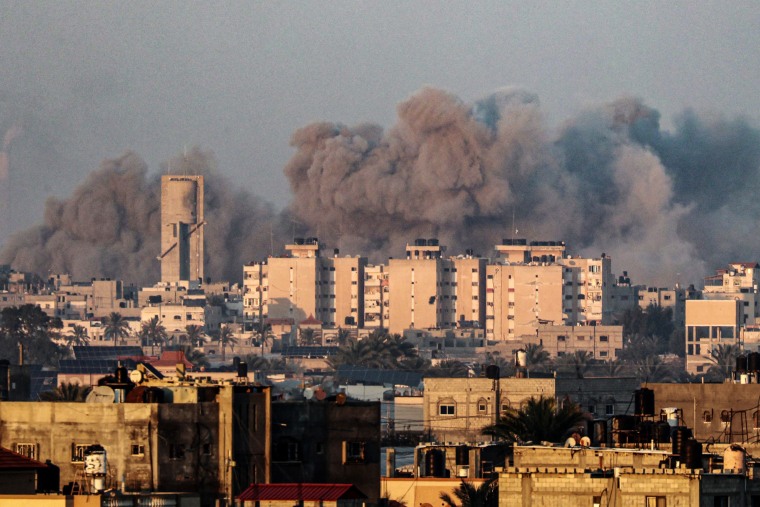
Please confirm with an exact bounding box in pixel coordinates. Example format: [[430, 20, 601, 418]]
[[0, 125, 22, 246]]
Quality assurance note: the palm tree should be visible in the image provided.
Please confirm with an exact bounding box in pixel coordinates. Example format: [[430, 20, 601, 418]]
[[425, 360, 471, 378], [707, 344, 741, 381], [524, 344, 550, 374], [65, 325, 89, 348], [184, 324, 205, 348], [177, 345, 210, 370], [336, 327, 352, 346], [555, 351, 593, 379], [103, 312, 131, 346], [217, 325, 238, 362], [483, 352, 516, 378], [140, 316, 168, 350], [327, 331, 419, 369], [440, 478, 498, 507], [635, 354, 678, 383], [39, 382, 91, 402], [299, 328, 319, 346], [482, 395, 586, 444]]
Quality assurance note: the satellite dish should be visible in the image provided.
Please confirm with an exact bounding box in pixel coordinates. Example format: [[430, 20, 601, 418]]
[[564, 437, 577, 448], [304, 387, 314, 400], [314, 388, 327, 401], [129, 370, 144, 384], [580, 436, 591, 447], [86, 386, 115, 403]]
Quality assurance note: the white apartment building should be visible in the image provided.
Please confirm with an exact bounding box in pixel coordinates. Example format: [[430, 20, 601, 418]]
[[703, 262, 760, 325]]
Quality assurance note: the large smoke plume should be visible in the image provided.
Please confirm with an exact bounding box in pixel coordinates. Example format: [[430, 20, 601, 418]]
[[2, 86, 760, 286], [0, 149, 288, 286], [285, 88, 760, 286]]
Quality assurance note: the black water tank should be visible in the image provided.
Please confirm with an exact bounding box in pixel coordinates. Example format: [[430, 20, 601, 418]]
[[485, 365, 500, 379], [455, 446, 469, 466], [0, 359, 9, 401], [634, 388, 655, 416], [638, 421, 654, 444], [237, 361, 248, 378], [749, 352, 760, 372], [425, 449, 446, 477], [37, 460, 60, 493], [672, 426, 692, 456], [655, 421, 671, 444], [428, 238, 439, 246], [612, 415, 636, 432], [115, 365, 128, 384], [736, 355, 748, 372], [682, 438, 703, 469], [415, 238, 426, 246]]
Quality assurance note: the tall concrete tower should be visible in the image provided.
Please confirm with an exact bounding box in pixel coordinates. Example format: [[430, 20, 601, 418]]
[[159, 175, 205, 283]]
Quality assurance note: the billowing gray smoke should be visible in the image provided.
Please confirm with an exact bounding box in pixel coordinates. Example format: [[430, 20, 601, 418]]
[[2, 87, 760, 287], [285, 87, 760, 286], [0, 149, 287, 286]]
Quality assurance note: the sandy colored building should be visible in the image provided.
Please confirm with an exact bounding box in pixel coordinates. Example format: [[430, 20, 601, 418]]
[[363, 264, 388, 330], [703, 262, 760, 326], [452, 256, 487, 328], [485, 263, 565, 341], [527, 324, 624, 361], [685, 299, 742, 374], [160, 175, 204, 284], [387, 240, 456, 334]]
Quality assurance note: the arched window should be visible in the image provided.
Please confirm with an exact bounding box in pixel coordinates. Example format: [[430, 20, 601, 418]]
[[477, 398, 489, 414]]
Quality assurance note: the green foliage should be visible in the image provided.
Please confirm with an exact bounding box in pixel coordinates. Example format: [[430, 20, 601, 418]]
[[39, 382, 91, 402], [620, 304, 675, 360], [554, 351, 594, 379], [705, 344, 741, 381], [425, 360, 471, 378], [103, 312, 131, 346], [482, 395, 586, 444], [439, 478, 498, 507], [0, 304, 68, 367], [328, 331, 419, 369], [139, 316, 168, 348]]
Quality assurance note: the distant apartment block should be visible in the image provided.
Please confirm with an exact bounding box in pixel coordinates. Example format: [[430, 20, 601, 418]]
[[685, 299, 742, 374], [703, 262, 760, 325]]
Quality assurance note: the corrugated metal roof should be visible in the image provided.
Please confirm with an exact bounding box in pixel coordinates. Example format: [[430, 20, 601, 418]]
[[0, 447, 46, 469], [237, 483, 366, 501]]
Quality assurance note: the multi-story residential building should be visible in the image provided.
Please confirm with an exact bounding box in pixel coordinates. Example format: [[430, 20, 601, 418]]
[[493, 239, 566, 264], [485, 263, 565, 341], [685, 299, 743, 374], [528, 324, 624, 361], [638, 285, 687, 329], [452, 255, 487, 328], [703, 262, 760, 325], [243, 239, 366, 330], [159, 174, 204, 284], [557, 254, 616, 325], [387, 239, 456, 334], [363, 264, 388, 330]]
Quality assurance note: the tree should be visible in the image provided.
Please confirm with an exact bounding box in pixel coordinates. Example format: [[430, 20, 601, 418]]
[[524, 344, 550, 374], [217, 325, 238, 362], [425, 360, 470, 378], [327, 331, 419, 369], [299, 328, 319, 346], [39, 382, 91, 402], [555, 351, 593, 379], [440, 478, 498, 507], [0, 304, 68, 367], [103, 312, 131, 346], [634, 354, 678, 383], [706, 344, 741, 381], [184, 324, 205, 348], [482, 395, 586, 444], [65, 325, 90, 348], [140, 316, 168, 349]]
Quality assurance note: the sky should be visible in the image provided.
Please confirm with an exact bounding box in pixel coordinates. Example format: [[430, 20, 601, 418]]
[[1, 1, 759, 285]]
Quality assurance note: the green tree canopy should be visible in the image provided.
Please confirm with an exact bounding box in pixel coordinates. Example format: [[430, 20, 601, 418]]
[[482, 395, 586, 445]]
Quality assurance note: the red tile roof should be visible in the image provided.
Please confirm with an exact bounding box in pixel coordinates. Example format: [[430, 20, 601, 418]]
[[0, 447, 47, 469], [300, 314, 323, 326], [237, 483, 367, 502], [150, 350, 194, 369]]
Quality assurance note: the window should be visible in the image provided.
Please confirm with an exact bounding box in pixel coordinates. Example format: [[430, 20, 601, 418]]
[[169, 444, 185, 460], [273, 439, 300, 462], [599, 351, 608, 357], [599, 335, 609, 342], [72, 443, 91, 462], [131, 444, 145, 456], [16, 443, 37, 460], [477, 398, 488, 414], [605, 404, 614, 416], [645, 497, 666, 507], [439, 403, 456, 416], [703, 410, 713, 424], [558, 335, 566, 342], [342, 441, 366, 463]]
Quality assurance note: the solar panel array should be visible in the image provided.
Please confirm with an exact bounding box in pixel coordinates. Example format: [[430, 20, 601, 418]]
[[336, 366, 423, 387], [59, 358, 138, 374], [72, 346, 144, 360], [279, 346, 338, 358]]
